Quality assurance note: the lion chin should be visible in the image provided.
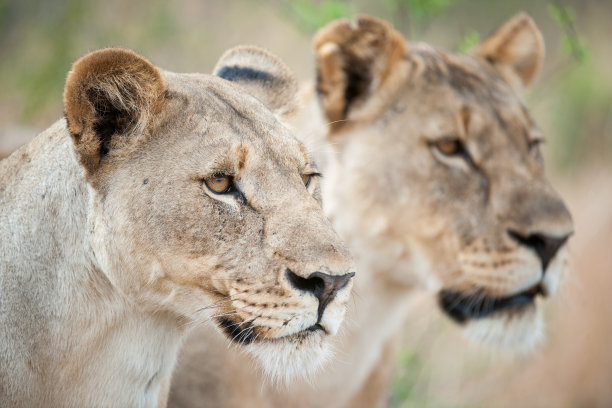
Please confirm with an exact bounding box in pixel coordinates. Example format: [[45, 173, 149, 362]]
[[243, 330, 333, 385], [439, 285, 548, 354], [462, 306, 544, 354]]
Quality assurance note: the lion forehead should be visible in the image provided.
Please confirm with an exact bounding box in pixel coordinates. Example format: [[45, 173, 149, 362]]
[[157, 73, 307, 168]]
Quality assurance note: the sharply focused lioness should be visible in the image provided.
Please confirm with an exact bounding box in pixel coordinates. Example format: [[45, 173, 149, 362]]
[[0, 46, 355, 407], [169, 13, 574, 408]]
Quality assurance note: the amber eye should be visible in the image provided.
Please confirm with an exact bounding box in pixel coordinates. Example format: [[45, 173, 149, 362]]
[[433, 138, 463, 156], [204, 175, 233, 194], [528, 139, 543, 154]]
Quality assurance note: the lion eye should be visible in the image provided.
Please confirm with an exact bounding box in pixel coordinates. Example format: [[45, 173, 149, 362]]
[[528, 139, 543, 153], [204, 175, 233, 194], [433, 138, 463, 156], [301, 173, 321, 188]]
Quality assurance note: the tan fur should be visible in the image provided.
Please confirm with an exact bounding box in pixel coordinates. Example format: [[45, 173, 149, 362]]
[[0, 47, 355, 407], [472, 12, 544, 92], [313, 16, 409, 131], [342, 336, 400, 408], [169, 14, 573, 408]]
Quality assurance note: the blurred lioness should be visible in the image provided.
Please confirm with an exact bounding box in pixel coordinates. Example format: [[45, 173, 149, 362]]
[[169, 13, 573, 408]]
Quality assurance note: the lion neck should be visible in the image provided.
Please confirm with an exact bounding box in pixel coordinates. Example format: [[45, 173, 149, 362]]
[[0, 120, 185, 407]]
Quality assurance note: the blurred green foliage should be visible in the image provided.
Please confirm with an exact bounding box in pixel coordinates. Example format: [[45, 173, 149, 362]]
[[284, 0, 354, 32], [455, 29, 480, 53], [549, 62, 612, 170], [391, 343, 481, 408], [385, 0, 454, 21], [0, 0, 181, 122], [0, 0, 85, 120], [284, 0, 457, 34], [391, 347, 426, 406], [548, 2, 589, 63]]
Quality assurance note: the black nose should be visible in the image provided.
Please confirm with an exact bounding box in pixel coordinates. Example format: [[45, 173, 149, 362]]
[[508, 230, 570, 271], [286, 269, 355, 321]]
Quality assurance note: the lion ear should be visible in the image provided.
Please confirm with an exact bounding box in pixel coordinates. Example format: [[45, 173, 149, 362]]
[[472, 13, 544, 92], [64, 48, 167, 179], [213, 46, 298, 117], [313, 15, 408, 133]]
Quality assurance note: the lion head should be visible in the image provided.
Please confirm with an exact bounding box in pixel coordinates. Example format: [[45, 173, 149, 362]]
[[311, 14, 573, 351], [63, 47, 354, 381]]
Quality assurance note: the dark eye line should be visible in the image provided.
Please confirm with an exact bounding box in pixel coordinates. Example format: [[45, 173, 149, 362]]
[[428, 137, 490, 200], [304, 172, 322, 188], [200, 174, 251, 207], [429, 138, 479, 170], [528, 138, 545, 149], [455, 142, 475, 166]]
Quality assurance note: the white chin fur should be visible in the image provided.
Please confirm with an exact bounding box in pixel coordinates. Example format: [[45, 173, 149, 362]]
[[462, 306, 544, 355], [244, 332, 332, 386]]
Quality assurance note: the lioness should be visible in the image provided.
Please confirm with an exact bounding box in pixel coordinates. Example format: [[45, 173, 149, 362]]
[[169, 13, 574, 408], [0, 46, 355, 407]]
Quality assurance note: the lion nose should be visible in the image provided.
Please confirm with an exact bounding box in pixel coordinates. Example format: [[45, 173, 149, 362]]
[[508, 230, 571, 271], [286, 269, 355, 320]]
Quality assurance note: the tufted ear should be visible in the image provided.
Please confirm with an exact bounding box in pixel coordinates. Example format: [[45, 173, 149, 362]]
[[64, 48, 167, 179], [312, 15, 409, 133], [213, 46, 298, 117], [472, 13, 544, 92]]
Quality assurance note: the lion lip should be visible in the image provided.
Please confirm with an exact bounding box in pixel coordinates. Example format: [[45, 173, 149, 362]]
[[216, 317, 326, 346], [259, 325, 325, 345], [438, 284, 544, 324], [277, 323, 326, 340], [305, 323, 326, 334]]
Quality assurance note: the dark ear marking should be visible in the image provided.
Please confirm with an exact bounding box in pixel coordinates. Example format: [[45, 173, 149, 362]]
[[342, 58, 373, 117], [86, 87, 123, 162], [216, 65, 275, 83], [213, 46, 298, 116]]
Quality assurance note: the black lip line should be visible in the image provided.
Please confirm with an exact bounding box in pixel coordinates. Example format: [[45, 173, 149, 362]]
[[306, 323, 325, 333], [216, 318, 324, 345], [270, 323, 326, 341], [217, 317, 258, 345], [438, 285, 543, 324]]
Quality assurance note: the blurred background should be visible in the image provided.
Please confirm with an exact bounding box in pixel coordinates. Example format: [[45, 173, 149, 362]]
[[0, 0, 610, 406]]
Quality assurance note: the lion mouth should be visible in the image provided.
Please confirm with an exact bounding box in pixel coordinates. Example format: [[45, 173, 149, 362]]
[[216, 318, 325, 345], [306, 323, 325, 333], [217, 317, 259, 345], [438, 284, 544, 323]]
